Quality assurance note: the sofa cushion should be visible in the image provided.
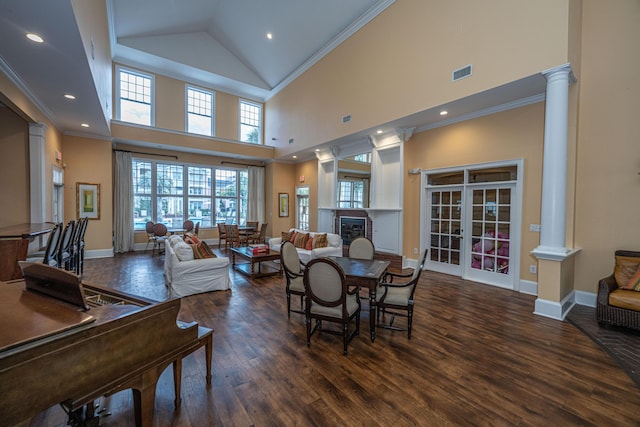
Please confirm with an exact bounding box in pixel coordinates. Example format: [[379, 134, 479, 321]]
[[614, 255, 640, 287], [173, 239, 195, 261], [293, 232, 309, 248], [281, 231, 292, 242], [305, 236, 314, 250], [609, 288, 640, 310], [312, 233, 328, 248], [192, 241, 216, 259], [184, 232, 200, 244], [621, 267, 640, 291]]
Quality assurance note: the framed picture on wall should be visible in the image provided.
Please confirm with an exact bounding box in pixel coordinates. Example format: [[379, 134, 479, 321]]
[[77, 182, 100, 220], [278, 193, 289, 217]]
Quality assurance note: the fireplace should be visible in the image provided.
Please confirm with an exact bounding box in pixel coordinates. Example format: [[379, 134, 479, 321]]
[[340, 217, 366, 245]]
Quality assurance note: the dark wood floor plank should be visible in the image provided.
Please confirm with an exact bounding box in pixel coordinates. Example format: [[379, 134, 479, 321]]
[[23, 250, 640, 426]]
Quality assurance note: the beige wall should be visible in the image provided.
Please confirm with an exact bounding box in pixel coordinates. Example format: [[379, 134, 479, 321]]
[[62, 135, 113, 252], [267, 162, 296, 236], [404, 102, 545, 280], [573, 0, 640, 292], [0, 73, 64, 225], [266, 0, 571, 157], [113, 63, 261, 145], [71, 0, 112, 126], [0, 106, 30, 226]]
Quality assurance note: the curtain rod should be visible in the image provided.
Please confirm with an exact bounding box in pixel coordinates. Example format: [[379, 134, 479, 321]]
[[221, 161, 264, 168], [113, 149, 178, 159]]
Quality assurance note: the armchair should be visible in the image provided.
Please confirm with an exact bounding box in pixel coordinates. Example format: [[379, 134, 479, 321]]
[[596, 250, 640, 331], [376, 248, 428, 339]]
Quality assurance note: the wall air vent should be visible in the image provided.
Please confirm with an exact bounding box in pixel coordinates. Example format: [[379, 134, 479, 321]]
[[452, 64, 472, 81], [342, 114, 352, 124], [288, 138, 294, 144]]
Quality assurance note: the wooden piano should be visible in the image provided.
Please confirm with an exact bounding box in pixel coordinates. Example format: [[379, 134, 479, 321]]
[[0, 263, 212, 426]]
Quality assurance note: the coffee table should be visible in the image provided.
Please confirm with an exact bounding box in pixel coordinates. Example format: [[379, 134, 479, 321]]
[[230, 247, 282, 279]]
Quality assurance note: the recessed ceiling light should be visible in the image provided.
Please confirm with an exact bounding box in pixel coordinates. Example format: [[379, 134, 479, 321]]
[[314, 149, 320, 152], [64, 94, 76, 100], [376, 130, 383, 134], [266, 32, 273, 40], [292, 155, 297, 159], [26, 33, 44, 43], [81, 123, 89, 128], [440, 110, 448, 116]]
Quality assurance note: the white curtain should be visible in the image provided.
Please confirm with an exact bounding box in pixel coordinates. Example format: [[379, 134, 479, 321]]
[[114, 151, 134, 252], [247, 166, 265, 223]]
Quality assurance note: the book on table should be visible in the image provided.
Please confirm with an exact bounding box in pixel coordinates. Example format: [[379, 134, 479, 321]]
[[248, 244, 269, 255]]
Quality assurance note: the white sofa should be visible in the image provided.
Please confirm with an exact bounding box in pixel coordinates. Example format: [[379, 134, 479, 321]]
[[268, 228, 343, 264], [164, 235, 231, 297]]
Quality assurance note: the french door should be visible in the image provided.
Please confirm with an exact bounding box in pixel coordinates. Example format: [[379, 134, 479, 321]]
[[424, 162, 521, 290], [427, 187, 463, 276], [463, 184, 515, 288]]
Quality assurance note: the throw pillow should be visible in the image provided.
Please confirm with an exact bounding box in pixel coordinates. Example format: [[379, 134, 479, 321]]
[[614, 255, 640, 287], [192, 241, 216, 259], [293, 232, 309, 249], [174, 240, 195, 261], [305, 236, 314, 250], [183, 232, 200, 244], [281, 231, 292, 242], [289, 231, 297, 243], [313, 233, 328, 248]]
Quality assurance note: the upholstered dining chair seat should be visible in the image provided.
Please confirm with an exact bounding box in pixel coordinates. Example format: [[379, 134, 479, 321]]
[[376, 285, 412, 306], [309, 293, 359, 318]]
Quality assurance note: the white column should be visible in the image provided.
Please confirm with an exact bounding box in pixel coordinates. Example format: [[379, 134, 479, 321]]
[[29, 123, 47, 223], [533, 65, 572, 260]]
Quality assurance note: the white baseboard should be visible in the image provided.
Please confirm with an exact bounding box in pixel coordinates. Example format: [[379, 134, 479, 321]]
[[574, 290, 597, 308], [534, 292, 576, 321], [85, 248, 114, 259], [519, 279, 538, 296]]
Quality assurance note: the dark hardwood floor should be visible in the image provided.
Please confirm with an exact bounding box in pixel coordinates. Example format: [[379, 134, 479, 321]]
[[28, 249, 640, 426]]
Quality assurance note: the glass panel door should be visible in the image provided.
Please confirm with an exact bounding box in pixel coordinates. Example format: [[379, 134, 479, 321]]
[[465, 185, 514, 288], [426, 187, 463, 276]]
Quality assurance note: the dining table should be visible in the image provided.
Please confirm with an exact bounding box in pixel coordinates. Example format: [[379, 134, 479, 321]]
[[327, 256, 390, 342]]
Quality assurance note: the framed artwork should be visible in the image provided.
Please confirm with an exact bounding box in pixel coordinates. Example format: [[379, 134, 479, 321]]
[[278, 193, 289, 217], [77, 182, 100, 220]]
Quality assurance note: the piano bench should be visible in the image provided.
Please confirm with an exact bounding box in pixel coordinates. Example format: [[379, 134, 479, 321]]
[[172, 325, 213, 408]]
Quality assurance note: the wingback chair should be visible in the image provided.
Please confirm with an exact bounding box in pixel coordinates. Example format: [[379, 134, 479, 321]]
[[376, 248, 429, 339], [304, 257, 361, 355]]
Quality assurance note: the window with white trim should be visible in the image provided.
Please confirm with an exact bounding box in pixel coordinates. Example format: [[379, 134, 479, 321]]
[[186, 86, 214, 136], [338, 180, 364, 208], [132, 159, 247, 230], [117, 67, 154, 126], [239, 99, 262, 144]]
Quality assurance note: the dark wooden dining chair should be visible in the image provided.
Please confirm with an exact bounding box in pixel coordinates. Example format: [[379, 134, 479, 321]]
[[348, 237, 375, 260], [375, 248, 428, 339], [249, 223, 268, 245], [75, 217, 89, 275], [224, 224, 240, 248], [144, 221, 157, 251], [42, 222, 63, 267], [152, 223, 168, 255], [182, 220, 194, 233], [304, 257, 361, 355], [56, 220, 76, 270], [281, 241, 305, 317], [217, 223, 227, 248]]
